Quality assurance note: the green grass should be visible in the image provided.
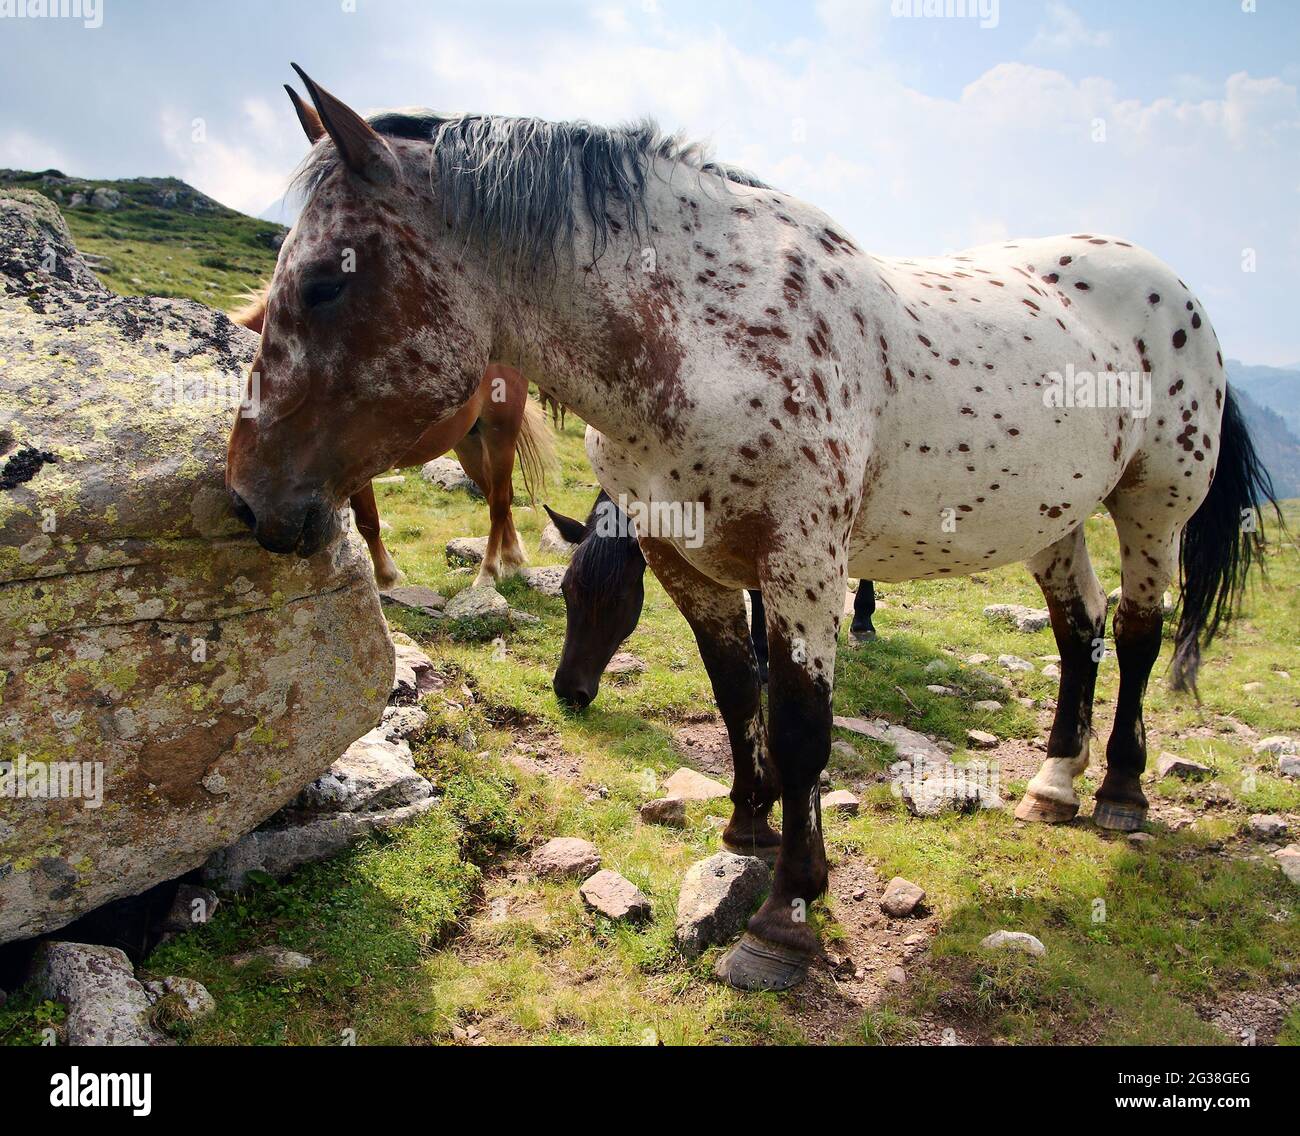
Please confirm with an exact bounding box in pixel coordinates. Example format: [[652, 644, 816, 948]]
[[2, 170, 283, 311]]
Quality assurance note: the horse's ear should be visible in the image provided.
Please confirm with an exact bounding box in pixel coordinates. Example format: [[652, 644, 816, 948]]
[[290, 63, 395, 184], [284, 84, 324, 143], [543, 504, 589, 546]]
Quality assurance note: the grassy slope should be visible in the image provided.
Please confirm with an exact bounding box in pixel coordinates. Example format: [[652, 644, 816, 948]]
[[0, 170, 283, 311], [1, 195, 1296, 1046]]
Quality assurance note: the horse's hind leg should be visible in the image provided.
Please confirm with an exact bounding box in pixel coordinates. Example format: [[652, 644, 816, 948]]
[[640, 540, 780, 859], [1091, 509, 1177, 831], [350, 482, 402, 588], [1015, 527, 1107, 824]]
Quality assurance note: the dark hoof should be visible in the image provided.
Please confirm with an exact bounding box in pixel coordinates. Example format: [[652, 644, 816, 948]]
[[850, 626, 877, 643], [1092, 799, 1148, 832], [714, 932, 810, 991], [722, 838, 779, 866]]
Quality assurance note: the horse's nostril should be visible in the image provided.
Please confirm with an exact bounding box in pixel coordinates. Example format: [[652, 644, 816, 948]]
[[229, 488, 256, 530]]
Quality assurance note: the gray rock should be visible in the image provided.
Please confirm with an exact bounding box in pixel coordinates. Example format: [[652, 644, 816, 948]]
[[443, 586, 510, 638], [202, 797, 437, 890], [445, 535, 488, 565], [1127, 831, 1155, 847], [158, 884, 220, 934], [663, 767, 730, 801], [380, 585, 447, 615], [141, 976, 215, 1020], [1247, 814, 1289, 841], [391, 639, 443, 702], [297, 730, 431, 813], [997, 654, 1036, 673], [966, 729, 998, 749], [1274, 845, 1300, 887], [926, 684, 958, 696], [0, 191, 393, 945], [1155, 753, 1214, 780], [901, 765, 1002, 817], [821, 789, 860, 816], [973, 700, 1003, 713], [966, 653, 992, 665], [230, 946, 313, 973], [89, 187, 121, 210], [538, 521, 576, 558], [833, 715, 948, 765], [520, 565, 566, 597], [605, 652, 646, 675], [580, 869, 652, 922], [1279, 755, 1300, 780], [422, 457, 482, 497], [530, 837, 602, 879], [1041, 663, 1062, 680], [640, 797, 687, 827], [980, 929, 1046, 956], [1254, 736, 1297, 756], [674, 852, 769, 958], [30, 942, 168, 1046], [509, 608, 541, 627], [379, 704, 428, 744], [983, 604, 1051, 633], [880, 876, 926, 917]]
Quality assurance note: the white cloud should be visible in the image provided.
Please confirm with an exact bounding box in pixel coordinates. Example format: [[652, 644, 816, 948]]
[[0, 130, 70, 172], [1028, 2, 1112, 54]]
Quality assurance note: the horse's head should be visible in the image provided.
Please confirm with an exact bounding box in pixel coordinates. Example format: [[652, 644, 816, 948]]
[[226, 66, 492, 556], [549, 495, 646, 710]]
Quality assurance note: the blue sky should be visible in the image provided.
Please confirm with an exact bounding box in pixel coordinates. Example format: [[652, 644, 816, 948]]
[[2, 0, 1298, 362]]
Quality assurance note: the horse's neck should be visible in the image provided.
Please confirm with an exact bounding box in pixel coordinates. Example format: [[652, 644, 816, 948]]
[[492, 164, 737, 445]]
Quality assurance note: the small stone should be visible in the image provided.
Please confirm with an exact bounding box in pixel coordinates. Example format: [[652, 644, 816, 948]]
[[674, 852, 769, 957], [821, 789, 860, 816], [391, 640, 442, 702], [299, 730, 430, 813], [230, 946, 313, 973], [1254, 736, 1296, 756], [903, 931, 926, 946], [509, 608, 541, 627], [1279, 755, 1300, 780], [926, 684, 958, 696], [423, 457, 483, 496], [973, 700, 1002, 713], [966, 653, 991, 665], [880, 876, 926, 917], [520, 566, 566, 597], [980, 929, 1046, 956], [443, 586, 510, 638], [580, 869, 652, 921], [966, 729, 998, 749], [640, 797, 687, 827], [445, 535, 488, 565], [538, 521, 576, 558], [1274, 845, 1300, 887], [1155, 753, 1214, 780], [379, 704, 428, 744], [379, 584, 446, 615], [30, 942, 168, 1046], [1127, 831, 1155, 847], [1041, 663, 1061, 680], [605, 652, 645, 675], [831, 739, 858, 760], [1247, 814, 1289, 841], [997, 654, 1035, 673], [1242, 682, 1265, 693], [885, 965, 908, 984], [530, 837, 602, 879], [983, 604, 1050, 633], [924, 659, 952, 676], [141, 976, 215, 1020], [663, 767, 730, 801]]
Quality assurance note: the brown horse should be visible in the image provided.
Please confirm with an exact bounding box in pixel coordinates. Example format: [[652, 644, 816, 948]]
[[231, 292, 552, 590]]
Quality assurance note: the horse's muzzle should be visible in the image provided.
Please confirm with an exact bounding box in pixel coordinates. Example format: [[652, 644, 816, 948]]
[[229, 487, 338, 558]]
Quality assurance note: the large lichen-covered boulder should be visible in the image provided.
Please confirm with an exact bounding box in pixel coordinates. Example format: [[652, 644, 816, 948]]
[[0, 190, 394, 944]]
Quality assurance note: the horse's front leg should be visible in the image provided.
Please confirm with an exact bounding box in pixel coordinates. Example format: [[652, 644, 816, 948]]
[[350, 482, 402, 588], [717, 556, 842, 991], [639, 540, 780, 859]]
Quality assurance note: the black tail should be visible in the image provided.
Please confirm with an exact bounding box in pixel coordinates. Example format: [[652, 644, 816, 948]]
[[1171, 386, 1283, 693]]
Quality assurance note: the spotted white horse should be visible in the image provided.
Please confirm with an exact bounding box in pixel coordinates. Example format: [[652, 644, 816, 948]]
[[226, 68, 1278, 991]]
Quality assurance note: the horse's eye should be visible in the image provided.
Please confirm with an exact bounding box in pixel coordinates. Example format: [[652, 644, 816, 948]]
[[302, 276, 347, 309]]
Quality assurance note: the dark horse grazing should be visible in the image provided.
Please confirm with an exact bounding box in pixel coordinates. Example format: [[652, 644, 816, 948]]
[[545, 493, 876, 709], [226, 67, 1279, 990]]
